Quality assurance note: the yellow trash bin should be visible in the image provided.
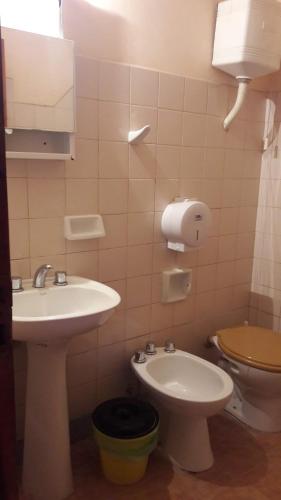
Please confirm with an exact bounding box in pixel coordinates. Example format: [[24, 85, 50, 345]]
[[92, 398, 159, 485]]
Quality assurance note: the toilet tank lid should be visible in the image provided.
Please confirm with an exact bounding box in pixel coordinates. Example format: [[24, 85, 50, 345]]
[[216, 325, 281, 372]]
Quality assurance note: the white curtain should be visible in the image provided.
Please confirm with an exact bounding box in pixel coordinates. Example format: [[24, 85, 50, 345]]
[[0, 0, 61, 37]]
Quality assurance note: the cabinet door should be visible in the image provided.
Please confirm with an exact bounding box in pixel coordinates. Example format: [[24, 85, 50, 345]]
[[3, 26, 74, 133], [0, 32, 19, 500]]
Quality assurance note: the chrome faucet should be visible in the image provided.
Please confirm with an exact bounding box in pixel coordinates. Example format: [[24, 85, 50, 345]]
[[32, 264, 53, 288]]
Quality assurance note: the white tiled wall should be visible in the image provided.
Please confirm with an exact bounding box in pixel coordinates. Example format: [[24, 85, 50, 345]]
[[7, 57, 265, 436]]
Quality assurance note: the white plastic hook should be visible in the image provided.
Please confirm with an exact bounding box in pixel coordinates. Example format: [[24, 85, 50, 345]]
[[128, 125, 151, 144]]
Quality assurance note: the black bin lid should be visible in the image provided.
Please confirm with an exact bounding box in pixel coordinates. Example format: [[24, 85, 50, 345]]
[[92, 397, 159, 439]]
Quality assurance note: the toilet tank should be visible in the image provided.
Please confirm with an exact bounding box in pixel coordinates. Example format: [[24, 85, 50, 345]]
[[212, 0, 281, 79]]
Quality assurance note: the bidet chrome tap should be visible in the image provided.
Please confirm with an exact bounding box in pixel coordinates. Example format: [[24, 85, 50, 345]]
[[145, 342, 157, 355], [134, 351, 146, 363], [32, 264, 53, 288], [164, 339, 176, 353]]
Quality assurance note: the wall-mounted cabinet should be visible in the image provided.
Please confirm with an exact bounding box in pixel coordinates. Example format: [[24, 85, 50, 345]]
[[2, 27, 75, 160]]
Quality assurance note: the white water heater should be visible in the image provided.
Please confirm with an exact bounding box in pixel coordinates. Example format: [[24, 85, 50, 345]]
[[212, 0, 281, 129]]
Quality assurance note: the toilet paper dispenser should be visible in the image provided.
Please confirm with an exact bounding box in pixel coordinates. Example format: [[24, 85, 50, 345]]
[[161, 199, 211, 252]]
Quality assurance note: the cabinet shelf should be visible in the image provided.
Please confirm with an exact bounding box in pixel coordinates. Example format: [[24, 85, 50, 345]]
[[5, 129, 75, 161]]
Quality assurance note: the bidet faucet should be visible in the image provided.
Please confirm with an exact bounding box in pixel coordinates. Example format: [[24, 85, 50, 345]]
[[164, 339, 176, 353], [134, 351, 146, 364], [32, 264, 53, 288], [145, 342, 157, 355]]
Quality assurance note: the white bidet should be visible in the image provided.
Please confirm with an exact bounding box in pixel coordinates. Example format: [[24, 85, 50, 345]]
[[131, 345, 233, 472]]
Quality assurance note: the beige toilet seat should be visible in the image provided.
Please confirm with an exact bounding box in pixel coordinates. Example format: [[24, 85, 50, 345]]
[[216, 325, 281, 373]]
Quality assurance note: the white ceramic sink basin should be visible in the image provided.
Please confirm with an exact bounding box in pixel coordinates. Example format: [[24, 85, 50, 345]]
[[12, 276, 120, 343]]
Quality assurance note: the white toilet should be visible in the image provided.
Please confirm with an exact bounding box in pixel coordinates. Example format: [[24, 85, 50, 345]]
[[131, 345, 233, 472], [211, 324, 281, 432]]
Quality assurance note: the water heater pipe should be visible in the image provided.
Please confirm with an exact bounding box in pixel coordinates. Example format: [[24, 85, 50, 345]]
[[223, 77, 251, 130]]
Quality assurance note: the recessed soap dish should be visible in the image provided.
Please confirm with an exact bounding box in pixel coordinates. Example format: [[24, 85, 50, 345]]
[[162, 268, 192, 303], [64, 215, 105, 240]]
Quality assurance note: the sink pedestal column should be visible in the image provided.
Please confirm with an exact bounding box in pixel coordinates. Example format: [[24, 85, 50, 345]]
[[22, 341, 73, 500]]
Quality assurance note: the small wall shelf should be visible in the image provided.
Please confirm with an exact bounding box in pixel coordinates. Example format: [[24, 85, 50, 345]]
[[6, 152, 73, 160], [5, 129, 75, 160]]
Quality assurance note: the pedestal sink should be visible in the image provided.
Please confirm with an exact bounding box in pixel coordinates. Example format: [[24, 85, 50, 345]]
[[12, 276, 120, 500]]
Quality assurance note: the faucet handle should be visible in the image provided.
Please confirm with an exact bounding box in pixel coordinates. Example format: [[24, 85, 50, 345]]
[[145, 341, 157, 355], [54, 271, 68, 286], [164, 339, 176, 353], [11, 276, 24, 292], [133, 350, 146, 364]]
